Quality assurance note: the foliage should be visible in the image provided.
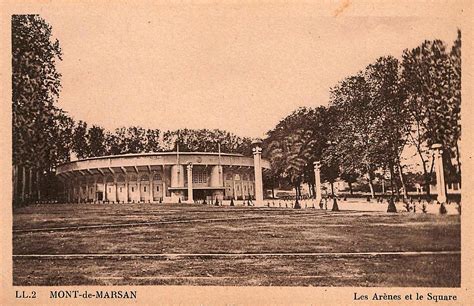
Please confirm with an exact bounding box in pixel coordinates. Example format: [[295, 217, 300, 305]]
[[145, 129, 162, 152], [72, 121, 89, 159], [12, 15, 67, 204], [88, 125, 107, 157], [401, 34, 461, 189], [163, 129, 253, 155], [12, 14, 63, 169], [264, 107, 330, 191]]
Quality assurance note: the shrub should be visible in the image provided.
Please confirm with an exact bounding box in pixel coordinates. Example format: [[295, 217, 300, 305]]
[[387, 197, 397, 213], [439, 203, 447, 214]]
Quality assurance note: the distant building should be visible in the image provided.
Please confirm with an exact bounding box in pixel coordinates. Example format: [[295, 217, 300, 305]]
[[322, 179, 349, 195], [429, 182, 461, 195]]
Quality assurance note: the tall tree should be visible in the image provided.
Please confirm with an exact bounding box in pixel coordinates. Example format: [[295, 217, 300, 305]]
[[42, 108, 74, 200], [365, 56, 410, 199], [49, 109, 74, 166], [329, 73, 382, 198], [449, 30, 462, 185], [144, 129, 162, 152], [105, 130, 122, 155], [72, 120, 89, 158], [12, 15, 63, 205], [125, 126, 147, 153], [401, 37, 461, 195], [265, 107, 331, 199], [88, 125, 107, 157]]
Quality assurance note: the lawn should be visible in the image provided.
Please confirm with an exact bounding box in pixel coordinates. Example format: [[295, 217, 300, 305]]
[[12, 202, 461, 286]]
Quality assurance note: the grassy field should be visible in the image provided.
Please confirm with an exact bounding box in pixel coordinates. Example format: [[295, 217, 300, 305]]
[[13, 203, 461, 286]]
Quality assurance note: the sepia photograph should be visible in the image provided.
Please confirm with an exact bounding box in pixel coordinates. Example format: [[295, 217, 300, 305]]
[[2, 0, 472, 304]]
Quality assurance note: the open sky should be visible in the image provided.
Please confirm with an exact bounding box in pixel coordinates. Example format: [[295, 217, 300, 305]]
[[41, 2, 461, 138]]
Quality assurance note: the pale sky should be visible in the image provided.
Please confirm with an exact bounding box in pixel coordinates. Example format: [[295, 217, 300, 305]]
[[41, 3, 461, 138]]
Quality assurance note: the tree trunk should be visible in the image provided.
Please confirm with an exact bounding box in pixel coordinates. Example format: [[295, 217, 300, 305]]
[[36, 169, 41, 201], [21, 166, 26, 204], [13, 165, 18, 206], [423, 172, 431, 199], [28, 168, 33, 202], [366, 166, 375, 198], [348, 181, 353, 195], [407, 121, 436, 198], [398, 162, 408, 200], [423, 155, 436, 199], [368, 178, 375, 199], [411, 134, 431, 198], [418, 153, 431, 198], [330, 182, 334, 197], [394, 167, 400, 199], [389, 165, 395, 195], [456, 142, 461, 187], [271, 187, 275, 199]]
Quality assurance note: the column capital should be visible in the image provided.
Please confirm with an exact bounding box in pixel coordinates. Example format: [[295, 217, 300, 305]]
[[252, 138, 263, 155], [252, 147, 262, 155], [431, 143, 443, 157], [187, 162, 193, 170], [313, 161, 321, 170]]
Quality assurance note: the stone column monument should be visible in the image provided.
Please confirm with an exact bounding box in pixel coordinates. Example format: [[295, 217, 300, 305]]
[[252, 139, 264, 206], [432, 144, 447, 203], [187, 163, 193, 203], [313, 161, 322, 204]]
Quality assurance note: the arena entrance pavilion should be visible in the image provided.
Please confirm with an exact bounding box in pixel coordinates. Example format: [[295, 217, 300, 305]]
[[168, 186, 226, 203], [56, 145, 270, 206]]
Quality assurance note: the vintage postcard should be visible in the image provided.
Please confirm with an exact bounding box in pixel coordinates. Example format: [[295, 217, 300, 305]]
[[1, 0, 473, 305]]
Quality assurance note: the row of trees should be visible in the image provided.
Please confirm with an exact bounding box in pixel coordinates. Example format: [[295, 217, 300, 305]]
[[71, 124, 254, 159], [264, 31, 461, 200]]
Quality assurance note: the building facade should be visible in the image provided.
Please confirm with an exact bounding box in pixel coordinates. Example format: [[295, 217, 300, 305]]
[[56, 151, 270, 205]]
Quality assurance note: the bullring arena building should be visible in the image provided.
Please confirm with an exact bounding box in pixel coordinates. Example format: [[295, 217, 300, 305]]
[[56, 144, 270, 206]]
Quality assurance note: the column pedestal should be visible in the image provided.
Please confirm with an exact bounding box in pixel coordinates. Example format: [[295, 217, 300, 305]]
[[313, 161, 322, 204], [253, 141, 264, 206], [432, 144, 447, 203], [187, 163, 193, 203]]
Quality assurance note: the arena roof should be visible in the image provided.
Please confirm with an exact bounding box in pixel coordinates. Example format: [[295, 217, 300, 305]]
[[57, 151, 270, 176]]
